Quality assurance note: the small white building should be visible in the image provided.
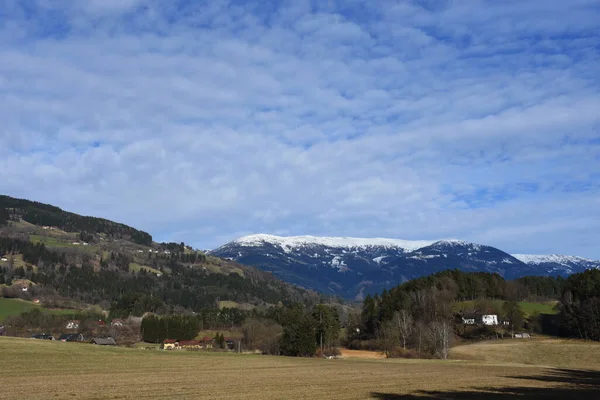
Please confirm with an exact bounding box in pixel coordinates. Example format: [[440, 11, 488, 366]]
[[462, 318, 476, 325], [65, 320, 80, 330], [482, 314, 498, 326]]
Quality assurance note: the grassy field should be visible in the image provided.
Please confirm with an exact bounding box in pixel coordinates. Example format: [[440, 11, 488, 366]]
[[519, 301, 559, 315], [0, 298, 39, 322], [29, 234, 99, 253], [453, 300, 558, 316], [129, 262, 162, 275], [0, 298, 81, 322], [1, 337, 599, 399], [451, 337, 600, 369]]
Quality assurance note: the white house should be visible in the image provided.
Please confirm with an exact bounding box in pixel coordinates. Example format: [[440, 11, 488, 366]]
[[482, 315, 499, 326], [514, 333, 531, 339], [65, 320, 80, 330], [462, 318, 476, 325]]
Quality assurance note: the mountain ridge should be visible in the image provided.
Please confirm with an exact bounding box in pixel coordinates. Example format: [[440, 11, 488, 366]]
[[211, 234, 600, 299]]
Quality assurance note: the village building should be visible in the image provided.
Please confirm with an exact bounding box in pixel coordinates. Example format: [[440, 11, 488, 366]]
[[178, 340, 202, 349], [514, 333, 531, 339], [59, 333, 85, 342], [111, 319, 124, 327], [91, 337, 116, 346], [162, 339, 178, 350], [65, 320, 80, 330], [482, 314, 499, 326]]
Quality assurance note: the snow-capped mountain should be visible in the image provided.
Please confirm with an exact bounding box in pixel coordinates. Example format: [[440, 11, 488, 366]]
[[512, 254, 600, 275], [210, 234, 600, 300]]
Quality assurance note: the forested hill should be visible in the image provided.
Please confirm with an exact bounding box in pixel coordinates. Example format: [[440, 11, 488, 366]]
[[0, 195, 332, 315], [353, 268, 600, 345], [0, 195, 152, 245]]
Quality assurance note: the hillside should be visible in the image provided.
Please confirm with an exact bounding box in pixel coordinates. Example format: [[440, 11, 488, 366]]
[[0, 196, 331, 315], [211, 234, 600, 299], [0, 195, 152, 245]]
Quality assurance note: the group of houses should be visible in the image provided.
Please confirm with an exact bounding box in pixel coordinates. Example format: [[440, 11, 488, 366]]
[[27, 318, 127, 345], [161, 337, 236, 351], [461, 314, 502, 326], [31, 332, 117, 345]]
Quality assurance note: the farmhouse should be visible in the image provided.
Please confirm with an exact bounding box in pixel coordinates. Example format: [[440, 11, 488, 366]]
[[65, 320, 80, 330], [482, 315, 499, 326], [178, 340, 202, 349], [111, 319, 124, 327], [91, 337, 117, 346], [162, 338, 215, 350], [59, 333, 85, 342], [199, 337, 215, 349], [514, 333, 531, 339], [162, 339, 178, 350]]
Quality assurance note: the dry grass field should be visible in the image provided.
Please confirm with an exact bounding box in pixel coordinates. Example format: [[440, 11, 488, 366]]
[[1, 336, 599, 400], [451, 337, 600, 369]]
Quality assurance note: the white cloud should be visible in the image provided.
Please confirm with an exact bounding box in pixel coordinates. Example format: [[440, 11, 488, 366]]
[[0, 0, 599, 258]]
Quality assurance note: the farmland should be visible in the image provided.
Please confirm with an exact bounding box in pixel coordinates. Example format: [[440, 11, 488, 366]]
[[0, 298, 39, 322], [1, 336, 599, 399]]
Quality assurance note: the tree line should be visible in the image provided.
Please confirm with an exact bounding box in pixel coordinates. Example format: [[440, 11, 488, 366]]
[[138, 303, 341, 357]]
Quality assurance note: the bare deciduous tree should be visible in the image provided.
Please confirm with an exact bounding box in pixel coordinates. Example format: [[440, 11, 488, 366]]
[[428, 319, 453, 360], [393, 310, 413, 349]]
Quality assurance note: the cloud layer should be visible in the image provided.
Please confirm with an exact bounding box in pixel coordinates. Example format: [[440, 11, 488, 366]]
[[1, 0, 599, 257]]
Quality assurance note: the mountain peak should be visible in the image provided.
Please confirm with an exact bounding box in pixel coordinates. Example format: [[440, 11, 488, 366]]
[[232, 234, 437, 252]]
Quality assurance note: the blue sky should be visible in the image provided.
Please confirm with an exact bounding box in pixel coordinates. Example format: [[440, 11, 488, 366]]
[[1, 0, 599, 258]]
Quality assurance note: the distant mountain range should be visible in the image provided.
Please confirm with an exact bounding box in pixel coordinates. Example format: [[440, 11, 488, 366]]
[[210, 234, 600, 299]]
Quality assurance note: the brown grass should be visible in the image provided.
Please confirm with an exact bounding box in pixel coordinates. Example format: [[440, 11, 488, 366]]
[[1, 336, 599, 399], [451, 336, 600, 369], [340, 348, 386, 359]]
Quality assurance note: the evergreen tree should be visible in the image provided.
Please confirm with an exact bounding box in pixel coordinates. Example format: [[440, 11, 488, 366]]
[[280, 304, 317, 357]]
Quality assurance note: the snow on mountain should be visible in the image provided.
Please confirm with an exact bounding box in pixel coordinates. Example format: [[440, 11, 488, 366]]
[[211, 234, 600, 299], [232, 234, 437, 252], [512, 254, 596, 265]]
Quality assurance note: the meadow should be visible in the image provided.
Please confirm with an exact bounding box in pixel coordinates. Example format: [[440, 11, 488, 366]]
[[1, 336, 599, 399], [0, 298, 75, 323], [453, 300, 558, 316], [0, 298, 38, 322]]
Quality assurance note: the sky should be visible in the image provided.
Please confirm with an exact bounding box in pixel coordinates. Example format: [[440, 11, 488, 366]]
[[1, 0, 599, 258]]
